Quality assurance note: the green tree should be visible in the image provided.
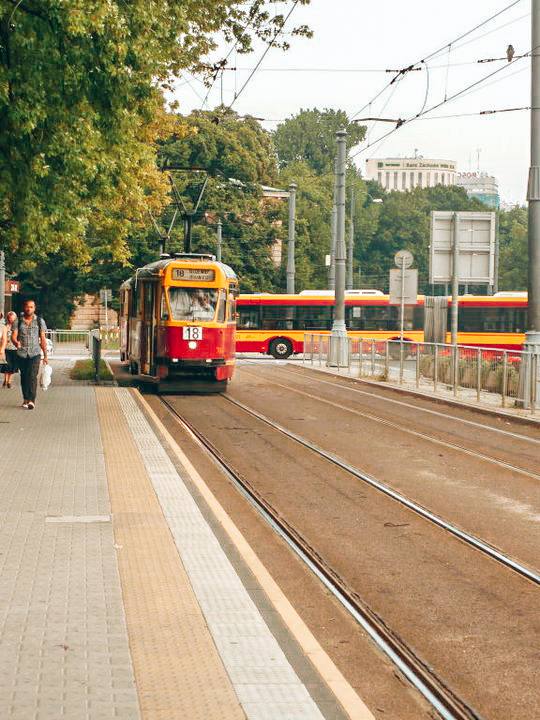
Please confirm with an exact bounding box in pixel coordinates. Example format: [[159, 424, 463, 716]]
[[359, 185, 485, 290], [274, 108, 365, 174], [155, 110, 282, 292], [498, 205, 528, 291], [0, 0, 310, 318]]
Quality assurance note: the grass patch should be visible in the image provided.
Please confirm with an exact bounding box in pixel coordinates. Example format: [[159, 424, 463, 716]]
[[70, 359, 113, 381]]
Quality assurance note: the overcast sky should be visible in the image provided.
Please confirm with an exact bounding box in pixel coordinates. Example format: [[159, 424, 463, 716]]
[[175, 0, 531, 204]]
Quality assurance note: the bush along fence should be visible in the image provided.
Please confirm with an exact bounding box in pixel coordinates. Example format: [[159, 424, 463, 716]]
[[303, 334, 539, 415]]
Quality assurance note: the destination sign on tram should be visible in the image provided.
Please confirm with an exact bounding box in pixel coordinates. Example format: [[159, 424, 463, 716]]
[[172, 268, 215, 282]]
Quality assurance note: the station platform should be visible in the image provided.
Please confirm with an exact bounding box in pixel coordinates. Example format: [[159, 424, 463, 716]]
[[0, 360, 369, 720]]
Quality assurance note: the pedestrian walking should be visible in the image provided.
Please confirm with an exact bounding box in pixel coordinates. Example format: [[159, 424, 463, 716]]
[[1, 311, 19, 389], [10, 300, 48, 409]]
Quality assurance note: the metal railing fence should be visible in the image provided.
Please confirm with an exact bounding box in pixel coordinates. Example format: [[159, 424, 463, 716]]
[[44, 327, 120, 355], [303, 334, 538, 415]]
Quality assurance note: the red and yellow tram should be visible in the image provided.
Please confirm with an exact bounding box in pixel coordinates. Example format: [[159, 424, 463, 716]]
[[120, 254, 237, 392]]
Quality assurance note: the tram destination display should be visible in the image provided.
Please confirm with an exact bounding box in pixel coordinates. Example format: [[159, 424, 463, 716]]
[[172, 268, 215, 282]]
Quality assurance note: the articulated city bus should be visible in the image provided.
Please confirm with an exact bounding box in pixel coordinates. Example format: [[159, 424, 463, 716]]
[[236, 290, 528, 358]]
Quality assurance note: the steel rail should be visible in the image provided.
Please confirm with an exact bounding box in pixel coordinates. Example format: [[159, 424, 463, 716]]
[[240, 367, 540, 481], [279, 365, 540, 446], [222, 395, 540, 587], [159, 396, 483, 720]]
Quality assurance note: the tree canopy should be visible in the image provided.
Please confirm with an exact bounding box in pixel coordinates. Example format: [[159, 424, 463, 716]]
[[273, 108, 365, 174]]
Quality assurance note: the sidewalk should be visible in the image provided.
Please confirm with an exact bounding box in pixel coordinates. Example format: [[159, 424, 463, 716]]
[[0, 361, 360, 720]]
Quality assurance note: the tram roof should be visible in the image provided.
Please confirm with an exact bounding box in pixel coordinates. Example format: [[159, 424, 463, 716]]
[[120, 254, 237, 289]]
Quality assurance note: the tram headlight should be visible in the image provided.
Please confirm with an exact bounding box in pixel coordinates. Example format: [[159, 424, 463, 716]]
[[188, 341, 197, 350]]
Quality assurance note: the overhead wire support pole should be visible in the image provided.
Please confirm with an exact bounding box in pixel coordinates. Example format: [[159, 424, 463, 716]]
[[216, 219, 222, 262], [451, 212, 460, 346], [347, 184, 355, 290], [329, 157, 338, 291], [525, 0, 540, 403], [286, 183, 297, 294], [328, 130, 349, 368]]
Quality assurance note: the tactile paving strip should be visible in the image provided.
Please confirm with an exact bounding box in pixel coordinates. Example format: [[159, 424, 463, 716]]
[[96, 389, 244, 720], [115, 388, 327, 720]]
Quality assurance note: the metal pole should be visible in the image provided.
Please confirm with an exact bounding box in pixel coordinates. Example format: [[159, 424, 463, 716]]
[[0, 250, 5, 318], [105, 292, 108, 329], [347, 184, 355, 290], [328, 130, 348, 367], [451, 212, 460, 345], [216, 219, 222, 262], [525, 0, 540, 388], [286, 183, 297, 294], [329, 157, 338, 291], [184, 214, 193, 253]]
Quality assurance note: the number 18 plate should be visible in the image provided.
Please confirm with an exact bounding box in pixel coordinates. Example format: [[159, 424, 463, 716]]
[[183, 326, 203, 341]]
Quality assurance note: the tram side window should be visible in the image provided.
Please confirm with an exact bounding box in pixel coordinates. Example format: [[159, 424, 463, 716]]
[[227, 295, 237, 322], [296, 305, 332, 330], [216, 290, 227, 323], [160, 291, 169, 320], [130, 288, 138, 317], [261, 305, 296, 330], [458, 307, 527, 333]]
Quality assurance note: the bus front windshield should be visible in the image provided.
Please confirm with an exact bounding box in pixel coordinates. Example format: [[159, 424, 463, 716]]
[[168, 287, 218, 322]]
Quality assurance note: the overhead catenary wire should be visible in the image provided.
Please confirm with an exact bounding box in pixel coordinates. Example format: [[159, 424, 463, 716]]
[[200, 0, 261, 109], [350, 0, 525, 121], [350, 46, 534, 160], [227, 0, 303, 111]]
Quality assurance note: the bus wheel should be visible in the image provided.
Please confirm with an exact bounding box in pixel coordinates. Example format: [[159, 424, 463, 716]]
[[269, 338, 293, 359]]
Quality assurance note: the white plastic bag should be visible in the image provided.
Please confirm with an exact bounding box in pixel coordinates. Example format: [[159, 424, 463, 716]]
[[40, 363, 53, 391]]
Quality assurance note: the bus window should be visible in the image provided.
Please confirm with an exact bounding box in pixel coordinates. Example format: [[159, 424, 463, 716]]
[[296, 305, 332, 330], [459, 307, 527, 333], [168, 288, 218, 321], [238, 307, 260, 329], [261, 305, 296, 330], [346, 305, 399, 331]]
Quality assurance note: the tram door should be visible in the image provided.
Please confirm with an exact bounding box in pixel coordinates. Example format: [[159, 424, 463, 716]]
[[140, 282, 157, 375]]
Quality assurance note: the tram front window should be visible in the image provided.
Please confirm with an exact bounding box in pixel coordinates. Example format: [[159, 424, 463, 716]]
[[168, 288, 218, 321]]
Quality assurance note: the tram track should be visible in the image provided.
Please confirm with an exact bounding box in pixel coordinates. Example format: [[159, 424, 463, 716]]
[[240, 365, 540, 482], [220, 394, 540, 586], [159, 395, 484, 720]]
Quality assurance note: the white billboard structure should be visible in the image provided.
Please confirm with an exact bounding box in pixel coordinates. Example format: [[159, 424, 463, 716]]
[[429, 211, 496, 285], [430, 211, 496, 344]]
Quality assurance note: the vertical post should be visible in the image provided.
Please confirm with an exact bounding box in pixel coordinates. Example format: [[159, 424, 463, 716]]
[[347, 184, 355, 290], [216, 219, 222, 262], [371, 340, 375, 376], [328, 130, 349, 367], [0, 250, 5, 319], [184, 214, 193, 253], [416, 343, 420, 388], [399, 256, 406, 383], [104, 291, 109, 329], [525, 0, 540, 400], [286, 183, 297, 294], [434, 344, 439, 393], [329, 157, 338, 290], [502, 351, 508, 408], [477, 347, 482, 402], [453, 345, 458, 396], [451, 212, 460, 345]]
